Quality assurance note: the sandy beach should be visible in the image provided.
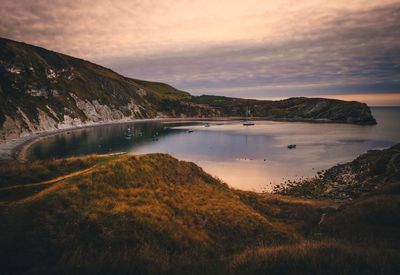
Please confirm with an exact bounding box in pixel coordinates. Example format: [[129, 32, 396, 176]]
[[0, 114, 374, 162], [0, 117, 244, 162]]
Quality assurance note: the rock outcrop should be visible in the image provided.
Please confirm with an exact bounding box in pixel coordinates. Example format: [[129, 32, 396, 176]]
[[0, 37, 376, 143], [275, 143, 400, 200]]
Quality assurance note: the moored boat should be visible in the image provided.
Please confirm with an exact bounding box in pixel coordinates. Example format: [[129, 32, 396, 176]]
[[243, 121, 255, 126]]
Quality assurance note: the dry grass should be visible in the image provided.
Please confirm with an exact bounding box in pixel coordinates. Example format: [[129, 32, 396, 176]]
[[0, 155, 112, 188], [0, 154, 292, 274], [230, 240, 400, 275], [0, 153, 399, 274]]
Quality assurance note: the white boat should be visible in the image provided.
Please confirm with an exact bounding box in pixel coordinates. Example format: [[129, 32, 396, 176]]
[[243, 121, 255, 126], [243, 107, 255, 126]]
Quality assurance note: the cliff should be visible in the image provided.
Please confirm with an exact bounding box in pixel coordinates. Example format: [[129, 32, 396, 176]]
[[0, 37, 376, 143]]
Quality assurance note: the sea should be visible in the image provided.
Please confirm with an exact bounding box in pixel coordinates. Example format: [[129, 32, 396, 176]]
[[27, 107, 400, 192]]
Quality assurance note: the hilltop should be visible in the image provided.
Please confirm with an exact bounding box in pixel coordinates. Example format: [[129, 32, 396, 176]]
[[0, 145, 399, 274], [0, 37, 376, 143]]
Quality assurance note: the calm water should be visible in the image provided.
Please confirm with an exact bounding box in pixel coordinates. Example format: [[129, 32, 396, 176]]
[[28, 107, 400, 192]]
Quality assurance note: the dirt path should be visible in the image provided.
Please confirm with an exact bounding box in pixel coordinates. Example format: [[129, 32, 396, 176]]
[[0, 166, 96, 193], [0, 166, 96, 207], [0, 153, 126, 206]]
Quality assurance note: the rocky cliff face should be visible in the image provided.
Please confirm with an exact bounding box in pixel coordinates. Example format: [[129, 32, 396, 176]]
[[0, 37, 376, 143], [0, 38, 219, 142]]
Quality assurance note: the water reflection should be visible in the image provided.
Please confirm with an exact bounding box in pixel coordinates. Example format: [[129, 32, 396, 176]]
[[28, 108, 400, 192]]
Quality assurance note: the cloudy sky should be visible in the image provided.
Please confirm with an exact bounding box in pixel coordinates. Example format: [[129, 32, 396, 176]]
[[1, 0, 399, 105]]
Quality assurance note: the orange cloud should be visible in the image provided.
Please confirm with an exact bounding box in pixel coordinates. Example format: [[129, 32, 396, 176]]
[[316, 93, 400, 106]]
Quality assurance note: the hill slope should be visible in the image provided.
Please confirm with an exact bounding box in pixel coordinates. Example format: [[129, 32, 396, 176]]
[[0, 37, 376, 142], [0, 148, 399, 274]]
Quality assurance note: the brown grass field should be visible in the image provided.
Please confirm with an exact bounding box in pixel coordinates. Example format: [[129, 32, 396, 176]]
[[0, 146, 399, 274]]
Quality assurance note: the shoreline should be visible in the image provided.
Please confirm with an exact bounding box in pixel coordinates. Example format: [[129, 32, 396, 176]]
[[1, 117, 243, 162], [0, 116, 377, 162]]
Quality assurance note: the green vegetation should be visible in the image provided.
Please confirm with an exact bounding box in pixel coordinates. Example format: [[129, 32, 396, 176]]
[[1, 147, 399, 274], [192, 95, 376, 124], [132, 78, 191, 100], [0, 37, 376, 142]]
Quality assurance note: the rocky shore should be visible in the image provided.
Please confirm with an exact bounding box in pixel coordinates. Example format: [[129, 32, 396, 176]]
[[274, 143, 400, 200]]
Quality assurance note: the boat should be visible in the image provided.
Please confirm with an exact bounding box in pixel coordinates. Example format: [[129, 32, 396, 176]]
[[287, 144, 297, 149], [242, 106, 255, 126], [124, 127, 133, 139], [124, 133, 132, 139], [243, 121, 255, 126], [188, 130, 194, 133], [204, 123, 210, 127]]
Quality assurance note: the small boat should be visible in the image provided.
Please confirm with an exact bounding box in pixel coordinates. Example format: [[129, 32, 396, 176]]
[[124, 133, 133, 139], [124, 127, 133, 138], [243, 120, 255, 126], [242, 106, 255, 126], [188, 130, 194, 133], [204, 123, 210, 127], [287, 144, 297, 149]]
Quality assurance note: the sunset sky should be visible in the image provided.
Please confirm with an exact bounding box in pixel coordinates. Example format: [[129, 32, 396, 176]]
[[1, 0, 399, 105]]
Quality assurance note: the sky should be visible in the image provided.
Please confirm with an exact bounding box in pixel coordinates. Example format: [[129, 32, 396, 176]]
[[1, 0, 400, 105]]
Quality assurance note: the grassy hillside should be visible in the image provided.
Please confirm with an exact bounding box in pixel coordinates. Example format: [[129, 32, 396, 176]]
[[0, 155, 114, 189], [132, 78, 191, 100], [0, 37, 376, 142], [1, 150, 399, 274], [0, 37, 220, 140], [0, 154, 292, 274], [192, 95, 376, 124]]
